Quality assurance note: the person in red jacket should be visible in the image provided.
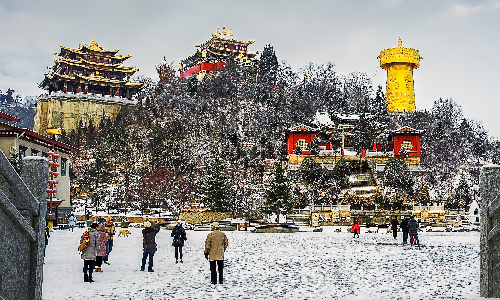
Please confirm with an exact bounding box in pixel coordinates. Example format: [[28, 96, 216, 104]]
[[351, 218, 360, 238]]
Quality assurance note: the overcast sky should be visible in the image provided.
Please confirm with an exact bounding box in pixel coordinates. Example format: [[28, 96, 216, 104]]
[[1, 0, 499, 137]]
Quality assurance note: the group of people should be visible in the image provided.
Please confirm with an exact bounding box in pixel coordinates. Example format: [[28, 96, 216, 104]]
[[352, 215, 421, 246], [79, 219, 229, 285], [79, 218, 115, 282], [140, 220, 228, 284]]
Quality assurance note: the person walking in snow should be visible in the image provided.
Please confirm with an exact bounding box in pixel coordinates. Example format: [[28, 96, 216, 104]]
[[408, 215, 420, 247], [400, 216, 410, 245], [80, 223, 100, 282], [102, 217, 115, 265], [94, 223, 108, 272], [390, 216, 399, 240], [44, 226, 50, 256], [171, 220, 187, 264], [204, 222, 229, 284], [141, 221, 160, 272], [351, 218, 360, 238], [68, 214, 76, 232]]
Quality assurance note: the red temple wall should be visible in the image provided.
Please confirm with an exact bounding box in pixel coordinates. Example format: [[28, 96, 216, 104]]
[[286, 132, 319, 155], [180, 62, 227, 78], [393, 135, 421, 157]]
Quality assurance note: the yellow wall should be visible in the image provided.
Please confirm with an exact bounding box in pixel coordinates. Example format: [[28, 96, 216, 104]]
[[33, 94, 133, 134]]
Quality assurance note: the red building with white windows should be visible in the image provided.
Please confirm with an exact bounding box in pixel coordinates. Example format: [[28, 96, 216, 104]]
[[391, 127, 424, 157], [285, 125, 321, 155], [179, 27, 259, 79]]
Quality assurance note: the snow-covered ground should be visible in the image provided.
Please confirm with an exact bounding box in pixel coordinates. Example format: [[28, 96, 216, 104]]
[[43, 226, 480, 300]]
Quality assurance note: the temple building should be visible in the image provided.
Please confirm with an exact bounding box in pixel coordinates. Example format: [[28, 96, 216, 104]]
[[378, 38, 422, 113], [179, 27, 259, 79], [34, 36, 143, 134]]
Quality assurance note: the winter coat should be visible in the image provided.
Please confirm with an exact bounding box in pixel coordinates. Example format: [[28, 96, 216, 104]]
[[391, 219, 399, 230], [68, 215, 76, 226], [400, 218, 409, 233], [205, 230, 228, 261], [80, 228, 100, 260], [171, 224, 187, 247], [105, 221, 116, 240], [408, 218, 419, 236], [142, 226, 160, 253], [351, 221, 360, 234], [96, 224, 108, 256]]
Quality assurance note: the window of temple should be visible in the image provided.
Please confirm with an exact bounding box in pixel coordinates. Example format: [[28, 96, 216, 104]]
[[401, 140, 413, 152], [61, 158, 67, 176], [31, 149, 39, 156], [296, 139, 308, 150]]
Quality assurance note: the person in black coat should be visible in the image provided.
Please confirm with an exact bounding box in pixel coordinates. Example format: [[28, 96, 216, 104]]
[[390, 216, 399, 240], [400, 216, 410, 245], [171, 220, 187, 264], [408, 215, 420, 247], [141, 221, 160, 272]]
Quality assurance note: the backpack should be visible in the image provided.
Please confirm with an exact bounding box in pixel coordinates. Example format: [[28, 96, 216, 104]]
[[78, 230, 89, 252]]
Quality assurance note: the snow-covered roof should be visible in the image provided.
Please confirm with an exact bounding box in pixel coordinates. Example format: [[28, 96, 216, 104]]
[[335, 113, 359, 120], [312, 111, 335, 127]]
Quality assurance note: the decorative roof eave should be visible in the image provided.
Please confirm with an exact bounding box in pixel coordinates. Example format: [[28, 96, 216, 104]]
[[57, 59, 139, 73], [205, 49, 259, 61], [0, 111, 20, 122], [0, 122, 78, 154], [80, 44, 119, 54], [59, 57, 122, 68], [74, 74, 127, 84], [125, 82, 144, 87], [206, 35, 255, 46], [391, 126, 425, 135], [206, 45, 258, 57], [287, 124, 321, 132]]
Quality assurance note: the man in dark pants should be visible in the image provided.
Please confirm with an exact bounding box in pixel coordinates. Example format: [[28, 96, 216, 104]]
[[204, 222, 229, 284], [400, 216, 410, 245]]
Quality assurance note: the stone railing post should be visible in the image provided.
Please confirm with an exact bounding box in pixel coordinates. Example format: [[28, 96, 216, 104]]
[[21, 156, 49, 300], [480, 164, 500, 298]]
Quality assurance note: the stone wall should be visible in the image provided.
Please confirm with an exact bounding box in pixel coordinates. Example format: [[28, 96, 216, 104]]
[[33, 93, 135, 134], [0, 151, 48, 300], [179, 211, 232, 225], [480, 164, 500, 298]]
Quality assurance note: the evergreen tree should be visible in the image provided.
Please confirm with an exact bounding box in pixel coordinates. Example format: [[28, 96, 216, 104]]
[[200, 155, 231, 213], [454, 174, 472, 209], [383, 157, 414, 196], [258, 44, 279, 85], [264, 160, 293, 223]]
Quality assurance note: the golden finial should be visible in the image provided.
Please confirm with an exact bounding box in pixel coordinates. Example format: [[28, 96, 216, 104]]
[[229, 28, 232, 36], [398, 37, 402, 48], [223, 27, 226, 35], [91, 35, 96, 45], [217, 27, 220, 35]]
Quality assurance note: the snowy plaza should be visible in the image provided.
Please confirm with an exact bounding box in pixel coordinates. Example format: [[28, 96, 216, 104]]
[[42, 226, 480, 300]]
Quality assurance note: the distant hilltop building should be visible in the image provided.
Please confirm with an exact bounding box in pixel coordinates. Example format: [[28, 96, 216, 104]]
[[179, 27, 259, 80], [34, 36, 143, 134], [378, 38, 422, 113]]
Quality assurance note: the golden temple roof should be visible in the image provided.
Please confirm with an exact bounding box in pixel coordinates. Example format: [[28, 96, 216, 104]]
[[378, 37, 422, 69]]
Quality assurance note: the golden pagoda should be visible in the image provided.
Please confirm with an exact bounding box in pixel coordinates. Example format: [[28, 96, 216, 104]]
[[378, 38, 422, 113]]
